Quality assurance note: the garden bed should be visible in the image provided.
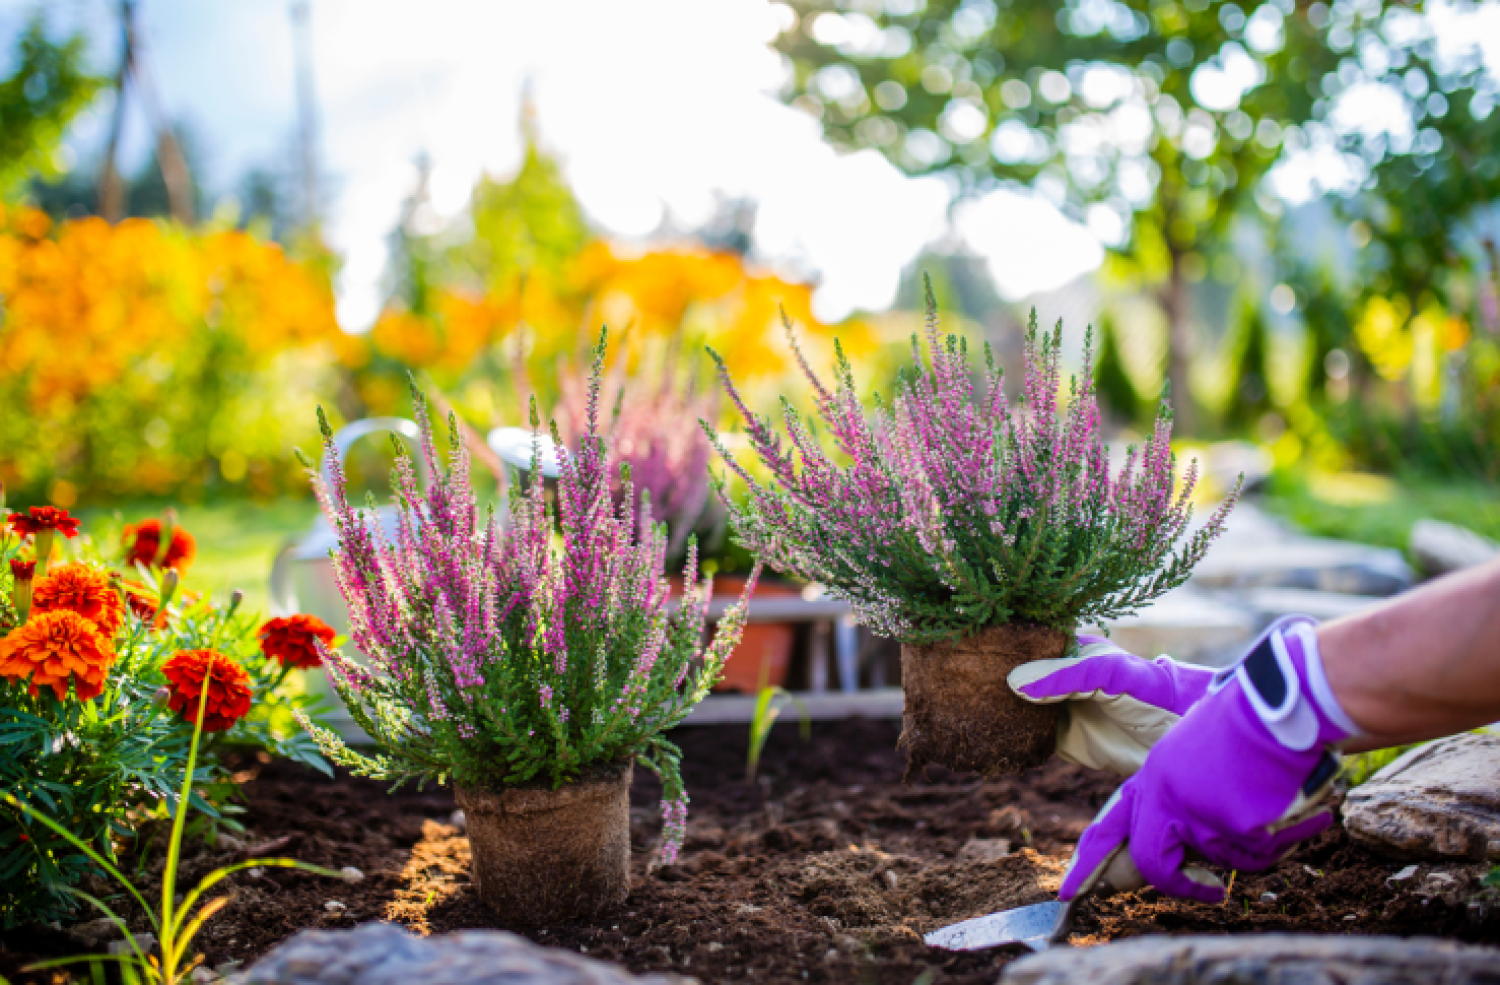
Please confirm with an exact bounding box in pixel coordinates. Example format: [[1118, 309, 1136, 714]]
[[5, 720, 1497, 984]]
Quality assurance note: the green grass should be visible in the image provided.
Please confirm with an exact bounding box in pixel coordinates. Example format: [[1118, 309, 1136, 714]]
[[1262, 470, 1500, 555], [75, 498, 321, 619]]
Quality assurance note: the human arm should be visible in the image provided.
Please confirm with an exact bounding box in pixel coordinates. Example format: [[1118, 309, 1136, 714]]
[[1323, 555, 1500, 751]]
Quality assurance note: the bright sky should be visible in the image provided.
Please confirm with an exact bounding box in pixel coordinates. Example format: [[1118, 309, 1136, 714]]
[[1, 1, 1495, 329]]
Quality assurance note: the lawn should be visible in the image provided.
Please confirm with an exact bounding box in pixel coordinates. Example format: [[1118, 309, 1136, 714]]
[[1262, 469, 1500, 556]]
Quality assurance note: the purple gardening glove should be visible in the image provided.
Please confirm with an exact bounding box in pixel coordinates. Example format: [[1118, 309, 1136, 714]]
[[1008, 634, 1217, 775], [1060, 615, 1362, 903]]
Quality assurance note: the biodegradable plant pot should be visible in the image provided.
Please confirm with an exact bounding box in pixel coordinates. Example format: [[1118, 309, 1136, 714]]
[[898, 624, 1069, 777], [456, 761, 632, 926]]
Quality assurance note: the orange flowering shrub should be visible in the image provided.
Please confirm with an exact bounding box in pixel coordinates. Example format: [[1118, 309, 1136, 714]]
[[31, 562, 125, 637], [257, 614, 335, 670], [160, 649, 253, 732], [122, 518, 197, 572], [0, 609, 115, 700], [362, 242, 874, 420], [0, 206, 344, 501]]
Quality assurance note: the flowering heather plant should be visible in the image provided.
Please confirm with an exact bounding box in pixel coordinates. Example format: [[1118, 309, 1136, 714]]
[[295, 335, 755, 861], [556, 341, 717, 562], [706, 290, 1240, 644]]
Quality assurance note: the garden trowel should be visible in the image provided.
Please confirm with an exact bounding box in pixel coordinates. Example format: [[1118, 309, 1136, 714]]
[[923, 842, 1219, 952]]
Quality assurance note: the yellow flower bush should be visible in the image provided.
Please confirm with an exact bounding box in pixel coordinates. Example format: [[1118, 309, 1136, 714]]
[[0, 206, 344, 501]]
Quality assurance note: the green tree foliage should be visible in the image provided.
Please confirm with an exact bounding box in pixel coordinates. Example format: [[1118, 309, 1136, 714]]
[[458, 128, 591, 292], [774, 0, 1350, 431], [0, 17, 102, 198]]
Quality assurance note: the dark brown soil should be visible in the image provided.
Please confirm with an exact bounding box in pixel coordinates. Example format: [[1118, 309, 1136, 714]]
[[900, 625, 1069, 776], [3, 720, 1497, 985]]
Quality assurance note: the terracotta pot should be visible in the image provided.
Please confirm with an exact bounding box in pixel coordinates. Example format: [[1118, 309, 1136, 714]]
[[708, 575, 799, 693], [456, 761, 632, 926], [898, 624, 1068, 777]]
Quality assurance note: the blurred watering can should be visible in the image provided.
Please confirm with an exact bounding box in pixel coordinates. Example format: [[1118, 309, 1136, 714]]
[[269, 417, 430, 741]]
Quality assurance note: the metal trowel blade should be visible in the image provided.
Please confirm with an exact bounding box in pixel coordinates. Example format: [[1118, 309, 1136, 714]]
[[922, 900, 1065, 952]]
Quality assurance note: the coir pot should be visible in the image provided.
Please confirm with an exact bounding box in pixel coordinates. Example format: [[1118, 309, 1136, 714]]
[[898, 624, 1068, 776], [456, 760, 632, 926]]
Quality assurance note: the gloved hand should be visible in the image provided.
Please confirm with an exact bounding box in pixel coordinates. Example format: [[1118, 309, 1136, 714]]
[[1008, 634, 1217, 775], [1059, 616, 1361, 903]]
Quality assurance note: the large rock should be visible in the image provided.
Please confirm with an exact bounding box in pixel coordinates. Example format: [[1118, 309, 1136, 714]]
[[1001, 934, 1500, 985], [1342, 732, 1500, 861], [1410, 519, 1499, 577], [235, 922, 693, 985]]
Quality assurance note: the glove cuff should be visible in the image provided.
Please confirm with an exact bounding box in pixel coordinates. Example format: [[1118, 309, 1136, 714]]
[[1214, 615, 1364, 751]]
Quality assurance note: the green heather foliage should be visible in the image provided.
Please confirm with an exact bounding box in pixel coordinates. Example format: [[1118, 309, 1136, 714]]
[[295, 337, 754, 862], [707, 289, 1240, 644]]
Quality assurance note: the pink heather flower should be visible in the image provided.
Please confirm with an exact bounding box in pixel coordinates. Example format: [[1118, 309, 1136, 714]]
[[705, 291, 1240, 643], [300, 333, 754, 865]]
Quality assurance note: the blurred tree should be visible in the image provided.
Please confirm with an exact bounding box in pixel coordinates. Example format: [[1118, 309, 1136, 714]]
[[1093, 311, 1144, 423], [0, 17, 102, 199], [774, 0, 1355, 433], [451, 110, 591, 294], [1223, 291, 1272, 430]]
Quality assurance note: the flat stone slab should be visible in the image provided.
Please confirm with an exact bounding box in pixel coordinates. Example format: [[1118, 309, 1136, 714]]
[[1001, 933, 1500, 985], [1410, 519, 1498, 577], [234, 922, 694, 985], [1191, 540, 1414, 597], [1093, 588, 1261, 668], [1342, 732, 1500, 861], [1236, 587, 1386, 624]]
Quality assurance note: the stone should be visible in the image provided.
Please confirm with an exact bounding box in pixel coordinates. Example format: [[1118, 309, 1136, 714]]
[[1236, 587, 1385, 624], [1341, 732, 1500, 861], [1094, 587, 1261, 668], [1410, 520, 1499, 577], [69, 917, 121, 945], [1260, 891, 1277, 903], [107, 932, 156, 957], [238, 921, 695, 985], [323, 901, 347, 913], [1387, 864, 1420, 885], [339, 866, 365, 883], [1191, 539, 1414, 597], [1001, 934, 1500, 985], [957, 838, 1012, 863]]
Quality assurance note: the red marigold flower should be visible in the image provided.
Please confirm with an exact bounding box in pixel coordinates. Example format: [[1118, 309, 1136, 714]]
[[0, 610, 115, 701], [257, 614, 336, 670], [123, 519, 197, 572], [7, 507, 81, 540], [32, 563, 126, 638], [9, 559, 36, 580], [161, 649, 253, 732]]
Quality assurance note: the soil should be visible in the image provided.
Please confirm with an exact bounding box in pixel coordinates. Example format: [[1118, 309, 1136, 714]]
[[3, 720, 1497, 985]]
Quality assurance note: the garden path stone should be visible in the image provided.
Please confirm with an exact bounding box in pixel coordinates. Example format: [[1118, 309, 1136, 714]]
[[1000, 933, 1500, 984], [1342, 732, 1500, 861], [234, 922, 695, 985], [1410, 519, 1499, 577], [1189, 539, 1414, 597], [1096, 587, 1260, 668]]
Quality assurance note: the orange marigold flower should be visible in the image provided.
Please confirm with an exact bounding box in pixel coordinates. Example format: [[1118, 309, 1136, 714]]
[[0, 610, 115, 701], [7, 506, 81, 540], [161, 649, 252, 732], [123, 519, 197, 572], [258, 614, 336, 670], [32, 563, 126, 638]]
